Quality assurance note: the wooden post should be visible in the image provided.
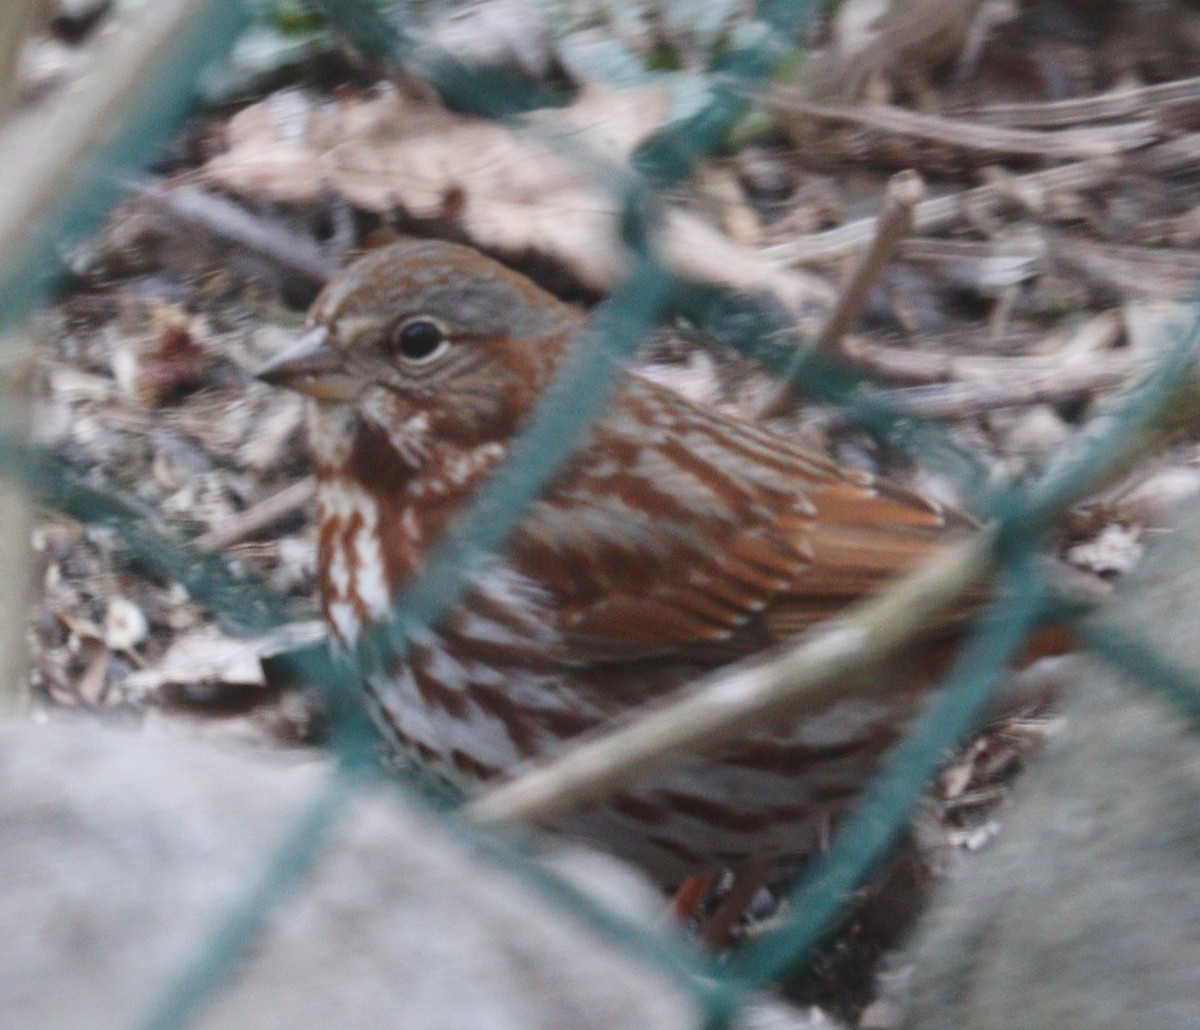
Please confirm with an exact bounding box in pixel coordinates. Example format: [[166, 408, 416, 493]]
[[0, 333, 33, 711], [0, 0, 47, 125]]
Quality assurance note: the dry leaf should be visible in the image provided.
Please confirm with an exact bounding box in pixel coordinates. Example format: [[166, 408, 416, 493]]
[[124, 621, 325, 695], [1067, 522, 1143, 577], [203, 83, 830, 311], [204, 83, 668, 290]]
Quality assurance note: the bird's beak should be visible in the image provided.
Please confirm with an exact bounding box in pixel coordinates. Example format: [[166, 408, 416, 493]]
[[255, 327, 363, 402]]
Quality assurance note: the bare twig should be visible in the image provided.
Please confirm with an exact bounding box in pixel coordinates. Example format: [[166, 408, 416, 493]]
[[896, 234, 1200, 303], [898, 236, 1043, 295], [869, 363, 1137, 420], [136, 181, 339, 287], [833, 312, 1137, 418], [842, 311, 1126, 386], [1047, 236, 1200, 299], [820, 170, 925, 353], [194, 477, 317, 552], [468, 307, 1200, 827], [765, 159, 1116, 265], [817, 0, 992, 98], [957, 75, 1200, 129], [660, 207, 836, 317], [466, 533, 996, 826], [758, 170, 924, 419], [1129, 134, 1200, 176], [772, 97, 1157, 161]]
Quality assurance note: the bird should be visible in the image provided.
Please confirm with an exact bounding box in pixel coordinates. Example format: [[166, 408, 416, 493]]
[[258, 237, 1005, 887]]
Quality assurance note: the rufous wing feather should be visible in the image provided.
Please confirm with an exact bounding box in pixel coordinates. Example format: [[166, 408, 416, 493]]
[[511, 376, 978, 664]]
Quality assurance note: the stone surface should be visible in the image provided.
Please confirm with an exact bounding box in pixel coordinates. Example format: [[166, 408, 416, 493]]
[[904, 506, 1200, 1029], [0, 719, 699, 1030]]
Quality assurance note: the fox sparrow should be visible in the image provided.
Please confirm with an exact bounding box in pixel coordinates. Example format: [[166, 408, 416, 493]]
[[259, 239, 984, 884]]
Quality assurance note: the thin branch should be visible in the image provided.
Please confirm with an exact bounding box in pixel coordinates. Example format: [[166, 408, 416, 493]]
[[898, 236, 1042, 294], [135, 180, 339, 287], [819, 170, 924, 354], [1135, 133, 1200, 175], [193, 476, 316, 552], [772, 96, 1157, 160], [896, 235, 1200, 306], [468, 306, 1200, 828], [758, 169, 924, 418], [841, 312, 1125, 385], [956, 75, 1200, 129], [765, 159, 1117, 265], [660, 207, 836, 315], [1047, 236, 1200, 299], [868, 362, 1137, 419], [466, 532, 996, 826]]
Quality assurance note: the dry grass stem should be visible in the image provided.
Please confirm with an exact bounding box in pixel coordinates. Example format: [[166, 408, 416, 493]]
[[194, 476, 317, 552], [766, 159, 1116, 265], [1048, 236, 1200, 297], [469, 311, 1200, 827], [1137, 133, 1200, 174], [844, 312, 1126, 387], [139, 182, 339, 286], [820, 0, 988, 97], [872, 365, 1138, 420], [466, 533, 996, 826], [660, 208, 836, 316], [758, 170, 924, 419], [816, 169, 924, 352], [959, 75, 1200, 128], [773, 97, 1156, 160]]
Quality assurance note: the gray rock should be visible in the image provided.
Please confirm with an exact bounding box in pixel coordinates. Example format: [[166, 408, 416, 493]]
[[0, 719, 699, 1029], [904, 506, 1200, 1029]]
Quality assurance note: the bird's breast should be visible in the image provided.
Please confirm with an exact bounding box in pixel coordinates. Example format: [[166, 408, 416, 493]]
[[315, 437, 513, 647], [316, 477, 394, 646]]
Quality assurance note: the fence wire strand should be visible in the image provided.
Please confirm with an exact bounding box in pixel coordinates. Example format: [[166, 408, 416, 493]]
[[729, 552, 1050, 987]]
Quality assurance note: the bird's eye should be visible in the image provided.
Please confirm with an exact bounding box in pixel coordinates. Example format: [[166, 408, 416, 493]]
[[392, 319, 449, 364]]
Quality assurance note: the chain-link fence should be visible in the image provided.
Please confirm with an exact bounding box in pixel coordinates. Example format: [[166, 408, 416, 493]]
[[4, 2, 1200, 1028]]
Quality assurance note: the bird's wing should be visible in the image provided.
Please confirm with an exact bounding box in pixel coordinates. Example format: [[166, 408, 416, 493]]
[[509, 376, 977, 665]]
